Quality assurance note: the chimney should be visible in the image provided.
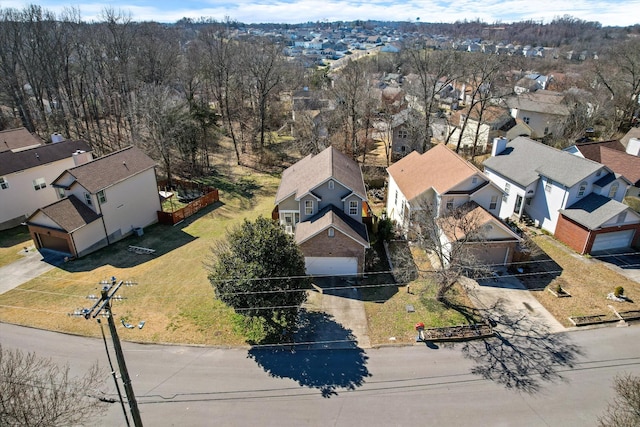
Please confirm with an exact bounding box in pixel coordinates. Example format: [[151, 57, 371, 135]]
[[491, 137, 508, 156], [626, 137, 640, 157], [51, 132, 65, 143], [72, 150, 93, 166]]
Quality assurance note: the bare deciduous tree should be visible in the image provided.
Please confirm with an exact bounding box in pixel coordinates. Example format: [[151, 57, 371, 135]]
[[598, 374, 640, 427], [408, 199, 492, 302], [0, 344, 107, 426]]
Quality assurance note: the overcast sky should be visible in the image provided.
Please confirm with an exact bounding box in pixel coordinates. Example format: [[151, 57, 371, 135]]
[[2, 0, 639, 27]]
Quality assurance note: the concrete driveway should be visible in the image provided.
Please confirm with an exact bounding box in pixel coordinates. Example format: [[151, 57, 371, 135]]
[[0, 247, 64, 295], [592, 249, 640, 283], [462, 272, 566, 334], [301, 277, 371, 349]]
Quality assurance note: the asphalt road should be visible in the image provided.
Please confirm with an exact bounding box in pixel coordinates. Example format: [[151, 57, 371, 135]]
[[2, 323, 640, 426]]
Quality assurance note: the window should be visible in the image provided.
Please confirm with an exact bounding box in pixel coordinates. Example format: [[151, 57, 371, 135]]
[[544, 126, 549, 135], [304, 200, 313, 215], [523, 116, 530, 125], [490, 195, 498, 210], [398, 130, 408, 139], [446, 198, 454, 210], [578, 182, 587, 197], [328, 180, 334, 190], [57, 187, 65, 199], [472, 176, 478, 184], [33, 177, 46, 191], [616, 212, 626, 224], [0, 177, 8, 190], [608, 183, 619, 199], [503, 183, 510, 202], [349, 200, 358, 216], [328, 228, 335, 237], [395, 190, 398, 206], [545, 179, 553, 192], [97, 190, 107, 204], [84, 193, 92, 206]]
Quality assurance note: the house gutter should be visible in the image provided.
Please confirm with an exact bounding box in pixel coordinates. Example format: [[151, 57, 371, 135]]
[[95, 191, 110, 244]]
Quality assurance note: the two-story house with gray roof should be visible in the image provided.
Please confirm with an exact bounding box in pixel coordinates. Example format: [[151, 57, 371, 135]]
[[273, 146, 369, 276], [484, 137, 640, 253], [0, 136, 91, 231], [506, 90, 569, 139], [26, 146, 161, 258]]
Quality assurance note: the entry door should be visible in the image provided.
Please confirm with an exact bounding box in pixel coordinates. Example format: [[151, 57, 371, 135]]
[[514, 195, 523, 214]]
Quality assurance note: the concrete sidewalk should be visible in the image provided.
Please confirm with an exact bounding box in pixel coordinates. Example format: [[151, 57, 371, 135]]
[[0, 247, 62, 295], [462, 274, 565, 334]]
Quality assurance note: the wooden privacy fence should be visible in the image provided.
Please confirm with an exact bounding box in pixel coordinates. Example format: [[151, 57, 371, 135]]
[[157, 188, 219, 225]]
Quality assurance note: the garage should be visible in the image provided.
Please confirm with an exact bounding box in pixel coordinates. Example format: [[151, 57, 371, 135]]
[[592, 230, 635, 252], [36, 233, 72, 254], [468, 245, 510, 266], [305, 257, 358, 276]]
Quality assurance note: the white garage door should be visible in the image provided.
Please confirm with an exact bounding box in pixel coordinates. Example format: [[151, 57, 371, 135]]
[[305, 257, 358, 276], [592, 230, 635, 252]]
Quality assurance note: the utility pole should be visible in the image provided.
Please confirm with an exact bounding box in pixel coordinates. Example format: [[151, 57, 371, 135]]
[[79, 278, 144, 427]]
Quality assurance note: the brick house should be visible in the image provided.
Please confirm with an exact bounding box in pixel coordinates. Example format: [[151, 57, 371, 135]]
[[273, 146, 369, 276]]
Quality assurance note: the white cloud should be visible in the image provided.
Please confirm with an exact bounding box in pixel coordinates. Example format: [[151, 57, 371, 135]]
[[2, 0, 639, 26]]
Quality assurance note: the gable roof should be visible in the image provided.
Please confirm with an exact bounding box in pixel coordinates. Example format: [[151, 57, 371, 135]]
[[484, 137, 603, 188], [0, 139, 92, 176], [571, 139, 625, 162], [439, 202, 520, 242], [295, 205, 369, 247], [387, 144, 486, 201], [27, 194, 101, 232], [275, 146, 366, 204], [53, 146, 156, 194], [506, 90, 570, 116], [560, 193, 640, 230], [0, 127, 43, 153], [598, 147, 640, 186]]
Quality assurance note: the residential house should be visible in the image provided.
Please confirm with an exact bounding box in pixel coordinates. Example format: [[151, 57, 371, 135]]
[[506, 90, 569, 139], [484, 137, 639, 253], [273, 146, 369, 276], [386, 144, 519, 265], [0, 127, 43, 153], [389, 108, 424, 159], [565, 138, 640, 198], [27, 146, 161, 258], [0, 138, 92, 230], [448, 105, 514, 154]]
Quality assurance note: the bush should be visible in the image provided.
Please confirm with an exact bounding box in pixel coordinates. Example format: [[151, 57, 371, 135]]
[[377, 217, 394, 242], [555, 283, 563, 294], [614, 286, 624, 297]]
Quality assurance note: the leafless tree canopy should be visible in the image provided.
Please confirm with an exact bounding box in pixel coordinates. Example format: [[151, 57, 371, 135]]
[[598, 374, 640, 427], [0, 344, 107, 426]]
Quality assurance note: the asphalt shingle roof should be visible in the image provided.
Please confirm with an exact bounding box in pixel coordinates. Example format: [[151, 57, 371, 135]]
[[55, 146, 156, 194], [560, 193, 633, 230], [295, 205, 369, 247], [484, 137, 603, 188], [387, 144, 486, 201], [506, 90, 570, 116], [0, 140, 91, 176], [30, 194, 101, 232], [275, 146, 366, 204], [0, 127, 43, 153]]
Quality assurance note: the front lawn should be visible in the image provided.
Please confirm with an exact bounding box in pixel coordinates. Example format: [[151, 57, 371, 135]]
[[0, 225, 33, 267], [0, 160, 281, 345], [526, 234, 640, 327], [363, 242, 478, 346]]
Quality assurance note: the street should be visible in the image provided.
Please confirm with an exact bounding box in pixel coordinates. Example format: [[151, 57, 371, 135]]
[[2, 322, 639, 426]]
